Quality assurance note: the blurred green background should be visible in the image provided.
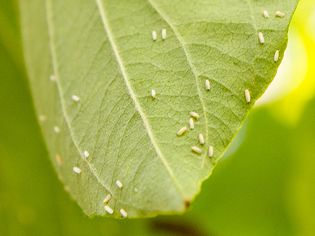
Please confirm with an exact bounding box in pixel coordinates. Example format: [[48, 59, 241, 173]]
[[0, 0, 315, 235]]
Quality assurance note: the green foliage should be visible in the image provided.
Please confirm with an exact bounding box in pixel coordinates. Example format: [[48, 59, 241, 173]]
[[1, 0, 315, 232], [290, 99, 315, 236], [2, 48, 315, 234], [19, 0, 298, 218]]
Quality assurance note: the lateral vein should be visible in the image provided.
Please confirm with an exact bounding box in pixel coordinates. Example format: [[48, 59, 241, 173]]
[[147, 0, 209, 167], [45, 0, 112, 195]]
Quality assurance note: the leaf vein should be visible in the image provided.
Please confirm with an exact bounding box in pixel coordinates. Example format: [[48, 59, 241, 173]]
[[45, 0, 113, 196], [95, 0, 186, 200], [147, 0, 209, 167]]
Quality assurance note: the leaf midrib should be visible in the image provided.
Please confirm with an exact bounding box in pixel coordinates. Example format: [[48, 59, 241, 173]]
[[245, 0, 258, 32], [95, 0, 186, 200]]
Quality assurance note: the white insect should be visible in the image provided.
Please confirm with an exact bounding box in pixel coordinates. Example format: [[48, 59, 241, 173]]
[[39, 115, 46, 122], [152, 30, 157, 41], [190, 111, 200, 120], [198, 133, 205, 145], [73, 166, 81, 174], [53, 126, 60, 134], [258, 32, 265, 44], [274, 50, 280, 62], [82, 150, 89, 159], [205, 79, 211, 91], [208, 146, 214, 158], [275, 11, 285, 18], [71, 95, 80, 102], [120, 209, 128, 218], [151, 89, 156, 99], [191, 146, 202, 154], [161, 28, 167, 40], [177, 126, 188, 136], [103, 194, 111, 204], [263, 10, 269, 18], [116, 180, 123, 189], [245, 89, 251, 103], [104, 205, 114, 214], [189, 118, 194, 130]]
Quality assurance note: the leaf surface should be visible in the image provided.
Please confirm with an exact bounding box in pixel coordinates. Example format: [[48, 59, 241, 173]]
[[20, 0, 298, 217]]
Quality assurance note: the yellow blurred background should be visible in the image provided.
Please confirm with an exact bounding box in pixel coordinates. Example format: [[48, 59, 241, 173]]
[[258, 0, 315, 124]]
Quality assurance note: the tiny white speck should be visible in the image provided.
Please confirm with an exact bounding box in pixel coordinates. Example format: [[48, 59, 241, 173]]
[[205, 79, 211, 91], [190, 111, 200, 120], [198, 133, 205, 145], [191, 146, 202, 154], [120, 209, 128, 218], [151, 89, 156, 99], [189, 118, 194, 130], [274, 50, 280, 62], [55, 154, 63, 166], [258, 32, 265, 44], [275, 11, 285, 18], [64, 186, 70, 192], [208, 146, 214, 158], [152, 30, 157, 41], [39, 115, 46, 122], [71, 95, 80, 102], [161, 28, 167, 40], [103, 194, 111, 204], [53, 126, 60, 133], [104, 205, 114, 214], [116, 180, 123, 189], [245, 89, 251, 103], [177, 126, 188, 136], [263, 10, 269, 18], [73, 166, 81, 174], [50, 75, 56, 81], [82, 150, 89, 159]]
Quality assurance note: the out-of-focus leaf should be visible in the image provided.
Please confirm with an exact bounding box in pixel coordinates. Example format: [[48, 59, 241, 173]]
[[289, 98, 315, 236], [19, 0, 298, 217], [0, 0, 23, 70], [149, 109, 296, 236], [148, 99, 315, 236]]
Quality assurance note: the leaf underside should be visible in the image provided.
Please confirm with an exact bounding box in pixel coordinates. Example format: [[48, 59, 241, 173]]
[[20, 0, 298, 218]]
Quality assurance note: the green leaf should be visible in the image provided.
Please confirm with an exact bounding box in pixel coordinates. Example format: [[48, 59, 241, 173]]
[[3, 0, 315, 234], [0, 42, 136, 235], [19, 0, 298, 218], [0, 2, 141, 234]]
